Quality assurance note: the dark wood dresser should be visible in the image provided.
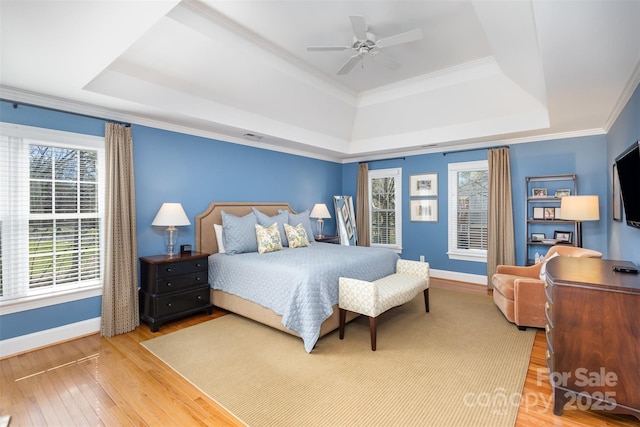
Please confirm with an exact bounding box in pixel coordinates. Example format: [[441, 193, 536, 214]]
[[139, 252, 213, 332], [544, 257, 640, 419]]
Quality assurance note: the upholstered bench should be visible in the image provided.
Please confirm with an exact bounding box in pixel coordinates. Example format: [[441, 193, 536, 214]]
[[338, 259, 430, 351]]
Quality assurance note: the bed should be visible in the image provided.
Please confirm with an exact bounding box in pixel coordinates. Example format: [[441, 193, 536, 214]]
[[194, 201, 399, 352]]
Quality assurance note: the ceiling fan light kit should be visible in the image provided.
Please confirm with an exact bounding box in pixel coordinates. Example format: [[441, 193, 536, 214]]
[[306, 15, 423, 75]]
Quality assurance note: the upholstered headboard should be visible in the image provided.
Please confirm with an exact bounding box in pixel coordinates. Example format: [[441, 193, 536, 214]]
[[194, 202, 296, 255]]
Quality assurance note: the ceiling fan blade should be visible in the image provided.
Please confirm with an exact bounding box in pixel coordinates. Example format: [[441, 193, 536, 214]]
[[350, 15, 368, 41], [337, 53, 362, 75], [307, 46, 351, 52], [371, 51, 400, 70], [376, 28, 423, 48]]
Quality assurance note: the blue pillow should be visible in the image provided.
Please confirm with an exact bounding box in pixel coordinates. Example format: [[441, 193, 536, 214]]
[[221, 210, 258, 254], [253, 208, 289, 247], [286, 210, 315, 242]]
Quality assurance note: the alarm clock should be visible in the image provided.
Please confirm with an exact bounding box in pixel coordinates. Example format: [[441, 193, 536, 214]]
[[180, 244, 192, 255]]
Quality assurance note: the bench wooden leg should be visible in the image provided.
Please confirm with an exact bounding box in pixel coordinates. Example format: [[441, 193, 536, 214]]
[[424, 288, 430, 313], [339, 308, 346, 340], [369, 316, 377, 351]]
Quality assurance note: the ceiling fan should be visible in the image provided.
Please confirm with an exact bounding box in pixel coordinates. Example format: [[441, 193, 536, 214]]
[[306, 15, 423, 75]]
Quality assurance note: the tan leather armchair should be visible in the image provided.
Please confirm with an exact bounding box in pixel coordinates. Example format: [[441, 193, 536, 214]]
[[492, 245, 602, 329]]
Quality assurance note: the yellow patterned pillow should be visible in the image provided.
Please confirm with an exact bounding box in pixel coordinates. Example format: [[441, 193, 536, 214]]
[[284, 223, 310, 248], [255, 223, 283, 254]]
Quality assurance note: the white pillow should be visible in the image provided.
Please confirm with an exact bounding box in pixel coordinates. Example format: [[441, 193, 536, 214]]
[[214, 224, 226, 254], [539, 252, 560, 280]]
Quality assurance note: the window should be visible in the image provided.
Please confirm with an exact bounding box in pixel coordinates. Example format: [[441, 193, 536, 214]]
[[0, 123, 105, 306], [368, 168, 402, 251], [447, 160, 488, 262]]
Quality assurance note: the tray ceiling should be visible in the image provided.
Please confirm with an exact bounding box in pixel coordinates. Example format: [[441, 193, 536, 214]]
[[1, 0, 639, 161]]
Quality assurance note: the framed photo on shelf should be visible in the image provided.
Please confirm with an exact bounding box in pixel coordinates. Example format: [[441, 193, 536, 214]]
[[554, 207, 562, 219], [544, 207, 555, 220], [531, 233, 545, 241], [410, 199, 437, 222], [533, 207, 545, 219], [532, 188, 547, 198], [410, 173, 438, 197], [555, 189, 571, 198], [554, 230, 573, 244]]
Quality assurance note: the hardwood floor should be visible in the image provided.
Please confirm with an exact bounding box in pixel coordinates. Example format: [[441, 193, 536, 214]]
[[1, 278, 638, 426]]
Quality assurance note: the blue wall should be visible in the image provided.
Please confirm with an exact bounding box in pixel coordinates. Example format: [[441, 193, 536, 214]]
[[1, 80, 639, 343], [131, 125, 341, 257], [342, 135, 610, 272], [0, 101, 341, 340]]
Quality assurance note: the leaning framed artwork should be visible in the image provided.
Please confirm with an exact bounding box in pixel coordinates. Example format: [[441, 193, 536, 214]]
[[334, 195, 358, 245], [410, 199, 437, 222], [410, 173, 438, 197]]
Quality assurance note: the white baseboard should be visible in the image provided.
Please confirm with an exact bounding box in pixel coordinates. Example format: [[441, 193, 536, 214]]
[[0, 317, 100, 359], [430, 268, 487, 286]]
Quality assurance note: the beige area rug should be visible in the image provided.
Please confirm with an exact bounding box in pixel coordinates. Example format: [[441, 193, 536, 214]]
[[142, 287, 536, 427]]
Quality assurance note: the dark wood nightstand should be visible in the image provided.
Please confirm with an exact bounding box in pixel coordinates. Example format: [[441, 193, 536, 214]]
[[315, 235, 340, 244], [139, 252, 213, 332]]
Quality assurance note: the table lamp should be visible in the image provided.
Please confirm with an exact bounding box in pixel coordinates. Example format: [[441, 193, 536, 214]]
[[152, 203, 191, 255], [310, 203, 331, 238], [559, 195, 599, 247]]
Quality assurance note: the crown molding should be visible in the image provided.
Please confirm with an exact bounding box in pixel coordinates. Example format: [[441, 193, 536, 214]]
[[603, 59, 640, 132]]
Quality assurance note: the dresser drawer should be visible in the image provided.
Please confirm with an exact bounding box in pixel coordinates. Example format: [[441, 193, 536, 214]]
[[545, 300, 554, 327], [545, 323, 554, 355], [544, 280, 553, 304], [149, 285, 210, 318]]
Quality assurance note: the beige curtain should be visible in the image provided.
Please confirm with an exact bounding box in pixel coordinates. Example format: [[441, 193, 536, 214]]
[[356, 163, 370, 246], [487, 147, 515, 289], [101, 123, 139, 337]]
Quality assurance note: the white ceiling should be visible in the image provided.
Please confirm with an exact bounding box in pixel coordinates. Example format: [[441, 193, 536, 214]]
[[1, 0, 639, 162]]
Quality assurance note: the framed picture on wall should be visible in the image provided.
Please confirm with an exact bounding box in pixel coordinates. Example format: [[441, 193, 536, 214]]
[[410, 173, 438, 197], [410, 199, 437, 222]]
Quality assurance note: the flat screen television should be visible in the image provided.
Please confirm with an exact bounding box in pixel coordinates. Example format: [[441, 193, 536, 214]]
[[615, 140, 640, 229]]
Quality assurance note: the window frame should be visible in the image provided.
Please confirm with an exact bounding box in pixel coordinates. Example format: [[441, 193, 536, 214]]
[[368, 167, 402, 252], [447, 160, 488, 263], [0, 123, 105, 313]]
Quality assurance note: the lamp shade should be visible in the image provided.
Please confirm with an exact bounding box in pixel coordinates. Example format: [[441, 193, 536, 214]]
[[152, 203, 191, 226], [559, 196, 600, 221], [310, 203, 331, 219]]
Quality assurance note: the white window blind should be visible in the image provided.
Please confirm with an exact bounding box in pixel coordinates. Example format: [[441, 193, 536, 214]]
[[447, 160, 488, 262], [368, 168, 402, 251], [0, 123, 105, 303]]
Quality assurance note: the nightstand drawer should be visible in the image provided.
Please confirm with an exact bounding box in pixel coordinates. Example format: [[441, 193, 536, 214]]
[[152, 286, 210, 318], [153, 271, 207, 294], [154, 259, 207, 277]]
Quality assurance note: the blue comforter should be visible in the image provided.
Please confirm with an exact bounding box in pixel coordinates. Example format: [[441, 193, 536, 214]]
[[208, 243, 399, 352]]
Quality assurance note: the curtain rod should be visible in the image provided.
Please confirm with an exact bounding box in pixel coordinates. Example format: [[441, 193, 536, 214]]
[[360, 156, 405, 164], [3, 99, 131, 127], [442, 145, 508, 156]]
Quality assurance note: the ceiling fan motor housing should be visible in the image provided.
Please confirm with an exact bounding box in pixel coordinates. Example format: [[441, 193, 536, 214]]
[[352, 33, 377, 52]]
